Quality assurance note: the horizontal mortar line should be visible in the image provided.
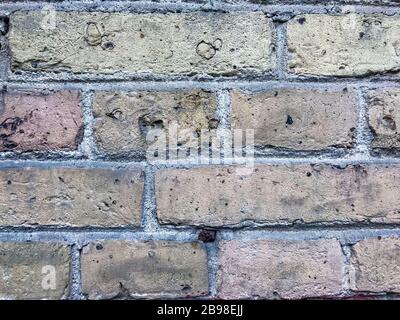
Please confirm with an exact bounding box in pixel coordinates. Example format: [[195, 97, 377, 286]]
[[2, 1, 400, 14], [0, 229, 199, 244], [218, 227, 400, 243], [0, 226, 400, 244], [3, 79, 400, 91], [0, 159, 147, 169], [2, 154, 400, 169]]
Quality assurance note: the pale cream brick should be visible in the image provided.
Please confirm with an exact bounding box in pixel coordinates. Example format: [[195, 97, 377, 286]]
[[10, 11, 274, 76], [288, 14, 400, 76]]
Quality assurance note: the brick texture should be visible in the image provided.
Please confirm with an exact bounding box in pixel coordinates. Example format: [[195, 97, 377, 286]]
[[350, 237, 400, 293], [10, 11, 274, 76], [231, 88, 357, 150], [2, 2, 400, 301], [368, 88, 400, 150], [93, 90, 217, 155], [287, 14, 400, 76], [0, 168, 144, 227], [217, 239, 344, 299], [156, 164, 400, 226], [81, 241, 208, 299], [0, 90, 83, 151], [0, 243, 70, 300]]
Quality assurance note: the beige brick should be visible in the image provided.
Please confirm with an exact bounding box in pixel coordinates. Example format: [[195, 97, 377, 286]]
[[156, 164, 400, 226], [287, 14, 400, 76], [0, 90, 83, 151], [350, 237, 400, 293], [0, 167, 143, 227], [368, 88, 400, 149], [10, 11, 274, 75], [93, 90, 217, 154], [231, 88, 357, 150], [0, 243, 70, 300], [217, 239, 344, 299], [81, 241, 208, 299]]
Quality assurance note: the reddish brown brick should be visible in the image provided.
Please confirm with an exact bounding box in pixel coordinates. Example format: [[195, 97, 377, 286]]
[[0, 90, 83, 151]]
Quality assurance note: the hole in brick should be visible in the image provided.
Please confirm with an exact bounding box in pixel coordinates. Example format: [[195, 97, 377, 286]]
[[181, 284, 192, 292], [138, 117, 164, 136], [381, 115, 397, 131], [286, 115, 294, 125], [105, 109, 123, 120], [0, 17, 9, 35], [208, 118, 219, 129], [102, 41, 115, 50], [198, 229, 216, 243], [297, 17, 306, 25]]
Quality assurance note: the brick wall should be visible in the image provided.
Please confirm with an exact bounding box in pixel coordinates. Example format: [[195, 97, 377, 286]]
[[1, 0, 400, 300]]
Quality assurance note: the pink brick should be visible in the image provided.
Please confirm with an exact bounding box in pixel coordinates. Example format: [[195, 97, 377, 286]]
[[0, 90, 83, 151], [217, 239, 344, 299]]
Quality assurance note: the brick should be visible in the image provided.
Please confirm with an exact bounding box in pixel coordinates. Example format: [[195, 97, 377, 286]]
[[93, 90, 217, 155], [0, 90, 83, 151], [10, 11, 274, 76], [368, 88, 400, 149], [156, 164, 400, 227], [350, 237, 400, 293], [231, 88, 357, 150], [287, 14, 400, 76], [81, 241, 208, 299], [0, 167, 143, 227], [0, 242, 70, 300], [217, 239, 344, 299]]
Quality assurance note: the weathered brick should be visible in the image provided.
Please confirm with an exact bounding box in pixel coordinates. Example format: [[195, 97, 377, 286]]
[[81, 241, 208, 299], [93, 90, 217, 155], [217, 239, 344, 299], [368, 88, 400, 149], [0, 90, 83, 151], [0, 242, 70, 300], [156, 164, 400, 227], [10, 11, 274, 76], [0, 167, 143, 227], [350, 237, 400, 293], [231, 88, 357, 150], [287, 14, 400, 76]]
